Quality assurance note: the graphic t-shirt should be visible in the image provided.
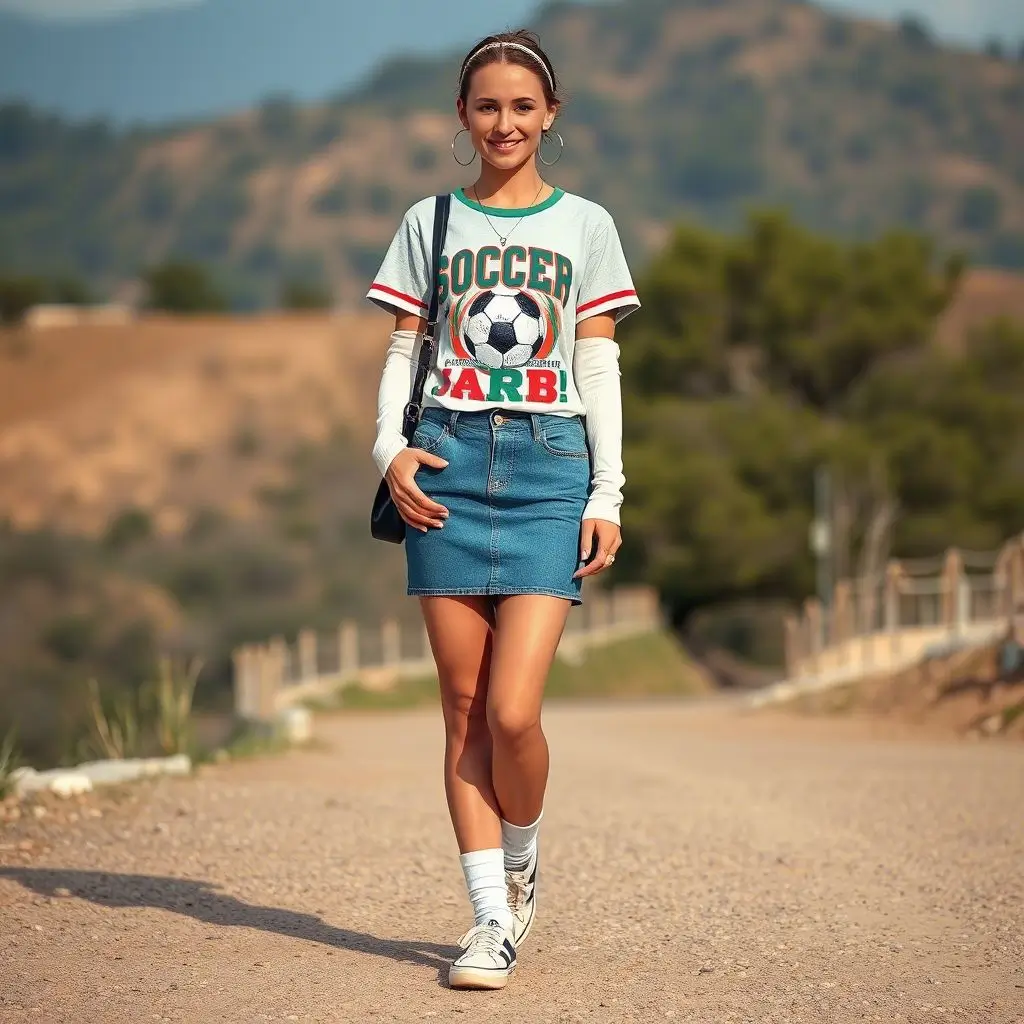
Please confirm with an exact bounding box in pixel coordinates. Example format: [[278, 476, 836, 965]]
[[366, 188, 639, 417]]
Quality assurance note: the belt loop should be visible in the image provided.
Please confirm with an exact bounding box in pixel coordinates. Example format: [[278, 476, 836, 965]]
[[449, 410, 460, 437], [530, 413, 541, 441]]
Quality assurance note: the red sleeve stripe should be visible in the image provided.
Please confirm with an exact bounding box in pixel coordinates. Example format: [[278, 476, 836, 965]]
[[369, 283, 427, 310], [577, 289, 638, 315]]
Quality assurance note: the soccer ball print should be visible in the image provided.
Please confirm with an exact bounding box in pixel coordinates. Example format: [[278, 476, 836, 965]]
[[462, 288, 547, 369]]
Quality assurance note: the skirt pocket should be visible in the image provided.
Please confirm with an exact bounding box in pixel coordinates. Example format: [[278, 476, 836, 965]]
[[539, 416, 589, 459], [411, 416, 450, 455]]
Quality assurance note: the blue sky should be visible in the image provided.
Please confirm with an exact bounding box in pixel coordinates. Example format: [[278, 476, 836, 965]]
[[0, 0, 198, 15], [1, 0, 1022, 42]]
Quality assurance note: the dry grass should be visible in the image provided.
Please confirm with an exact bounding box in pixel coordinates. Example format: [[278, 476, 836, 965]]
[[0, 268, 1019, 538]]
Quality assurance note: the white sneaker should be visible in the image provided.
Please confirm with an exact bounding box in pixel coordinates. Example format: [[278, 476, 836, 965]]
[[448, 919, 517, 990], [506, 848, 538, 948]]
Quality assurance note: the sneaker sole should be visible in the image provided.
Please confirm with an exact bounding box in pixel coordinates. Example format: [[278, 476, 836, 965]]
[[448, 963, 515, 990]]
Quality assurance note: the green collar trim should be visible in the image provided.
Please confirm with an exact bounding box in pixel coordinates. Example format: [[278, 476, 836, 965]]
[[455, 186, 565, 218]]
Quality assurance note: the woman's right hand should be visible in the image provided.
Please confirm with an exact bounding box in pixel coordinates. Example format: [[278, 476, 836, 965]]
[[385, 447, 450, 532]]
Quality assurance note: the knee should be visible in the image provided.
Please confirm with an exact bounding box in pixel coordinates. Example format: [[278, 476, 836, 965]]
[[487, 701, 541, 747], [443, 687, 489, 744]]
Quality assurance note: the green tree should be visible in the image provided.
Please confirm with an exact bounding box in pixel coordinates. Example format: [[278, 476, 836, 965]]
[[50, 275, 93, 305], [725, 213, 961, 410], [616, 209, 1006, 625], [103, 507, 154, 552], [144, 260, 226, 314], [898, 15, 934, 49], [618, 223, 730, 397], [0, 274, 46, 324], [281, 279, 332, 311]]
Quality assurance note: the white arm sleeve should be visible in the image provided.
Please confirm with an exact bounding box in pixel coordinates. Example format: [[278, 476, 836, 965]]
[[573, 336, 624, 525], [372, 329, 419, 477]]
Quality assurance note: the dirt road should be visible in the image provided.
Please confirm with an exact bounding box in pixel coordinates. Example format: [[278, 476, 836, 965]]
[[2, 701, 1022, 1023]]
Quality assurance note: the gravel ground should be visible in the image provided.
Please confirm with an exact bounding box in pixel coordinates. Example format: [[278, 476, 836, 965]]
[[1, 700, 1022, 1024]]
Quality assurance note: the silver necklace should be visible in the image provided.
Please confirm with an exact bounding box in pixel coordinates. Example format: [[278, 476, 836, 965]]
[[471, 182, 547, 247]]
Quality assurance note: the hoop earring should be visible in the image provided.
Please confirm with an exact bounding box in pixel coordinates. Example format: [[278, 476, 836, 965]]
[[539, 129, 564, 167], [451, 128, 477, 167]]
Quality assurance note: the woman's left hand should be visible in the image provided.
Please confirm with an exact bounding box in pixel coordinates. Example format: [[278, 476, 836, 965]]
[[573, 519, 622, 579]]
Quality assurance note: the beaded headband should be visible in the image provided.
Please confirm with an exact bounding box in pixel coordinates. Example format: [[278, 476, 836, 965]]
[[460, 41, 555, 92]]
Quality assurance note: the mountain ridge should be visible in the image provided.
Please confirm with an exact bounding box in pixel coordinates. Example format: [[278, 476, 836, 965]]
[[0, 0, 1022, 307]]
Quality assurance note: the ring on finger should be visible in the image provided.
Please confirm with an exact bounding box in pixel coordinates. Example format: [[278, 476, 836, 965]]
[[605, 553, 616, 566]]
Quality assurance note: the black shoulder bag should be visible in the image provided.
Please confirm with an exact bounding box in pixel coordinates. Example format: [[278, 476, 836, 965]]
[[370, 192, 452, 544]]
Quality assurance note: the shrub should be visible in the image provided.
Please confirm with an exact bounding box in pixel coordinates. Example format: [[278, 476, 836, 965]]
[[409, 145, 438, 172], [313, 183, 351, 215], [897, 15, 934, 49], [144, 260, 226, 314], [366, 183, 394, 215], [103, 507, 153, 552], [281, 279, 332, 310], [85, 678, 142, 760], [151, 656, 201, 756], [42, 613, 97, 662], [231, 424, 262, 457], [0, 274, 46, 325]]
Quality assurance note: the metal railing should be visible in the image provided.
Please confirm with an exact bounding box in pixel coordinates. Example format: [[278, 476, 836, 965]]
[[751, 533, 1024, 707]]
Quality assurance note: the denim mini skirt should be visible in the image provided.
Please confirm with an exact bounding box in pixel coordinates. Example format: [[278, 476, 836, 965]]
[[405, 407, 591, 605]]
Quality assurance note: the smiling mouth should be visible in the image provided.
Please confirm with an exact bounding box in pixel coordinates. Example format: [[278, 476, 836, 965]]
[[488, 139, 523, 151]]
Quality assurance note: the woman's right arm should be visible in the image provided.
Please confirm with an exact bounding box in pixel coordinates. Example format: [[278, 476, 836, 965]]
[[373, 313, 449, 533]]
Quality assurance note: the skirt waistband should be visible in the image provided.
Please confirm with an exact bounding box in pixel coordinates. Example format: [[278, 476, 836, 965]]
[[419, 406, 580, 438]]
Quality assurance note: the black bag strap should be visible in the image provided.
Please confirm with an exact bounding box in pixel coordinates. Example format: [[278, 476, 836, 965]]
[[401, 193, 452, 441]]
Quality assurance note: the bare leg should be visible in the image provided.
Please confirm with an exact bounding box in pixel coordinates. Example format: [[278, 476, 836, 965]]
[[421, 595, 502, 853], [487, 595, 571, 826]]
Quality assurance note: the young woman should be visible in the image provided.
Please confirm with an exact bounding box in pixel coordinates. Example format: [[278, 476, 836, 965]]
[[367, 29, 638, 990]]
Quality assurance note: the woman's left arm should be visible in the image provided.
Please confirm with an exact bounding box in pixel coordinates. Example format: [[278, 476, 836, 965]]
[[573, 313, 623, 579]]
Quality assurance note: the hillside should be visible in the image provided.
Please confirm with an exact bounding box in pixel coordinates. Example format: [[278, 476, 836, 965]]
[[0, 267, 1019, 542], [0, 312, 409, 763], [0, 312, 386, 534], [1, 0, 1023, 308]]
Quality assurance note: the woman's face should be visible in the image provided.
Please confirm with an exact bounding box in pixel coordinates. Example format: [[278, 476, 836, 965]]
[[458, 61, 557, 171]]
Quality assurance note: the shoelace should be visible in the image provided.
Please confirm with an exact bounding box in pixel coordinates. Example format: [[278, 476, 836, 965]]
[[457, 922, 506, 959]]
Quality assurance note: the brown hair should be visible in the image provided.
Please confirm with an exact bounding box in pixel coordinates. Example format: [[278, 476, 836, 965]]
[[458, 29, 561, 108]]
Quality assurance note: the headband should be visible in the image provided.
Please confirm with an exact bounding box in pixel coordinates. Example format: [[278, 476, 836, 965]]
[[460, 41, 554, 92]]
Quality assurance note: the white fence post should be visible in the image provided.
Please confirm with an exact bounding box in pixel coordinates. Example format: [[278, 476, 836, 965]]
[[382, 619, 401, 666], [298, 628, 317, 681], [232, 585, 669, 716], [339, 621, 359, 679]]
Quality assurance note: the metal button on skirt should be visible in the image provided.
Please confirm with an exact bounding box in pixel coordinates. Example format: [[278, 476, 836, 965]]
[[405, 407, 591, 605]]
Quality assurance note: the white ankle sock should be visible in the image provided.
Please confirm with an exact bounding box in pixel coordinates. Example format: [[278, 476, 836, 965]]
[[501, 810, 543, 871], [459, 849, 513, 929]]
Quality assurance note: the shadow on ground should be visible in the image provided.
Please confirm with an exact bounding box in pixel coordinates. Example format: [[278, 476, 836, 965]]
[[1, 867, 458, 981]]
